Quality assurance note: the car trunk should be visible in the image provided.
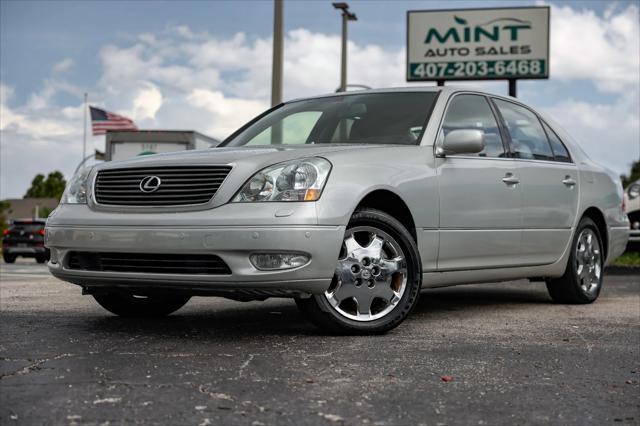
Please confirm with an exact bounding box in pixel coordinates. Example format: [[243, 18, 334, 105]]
[[3, 222, 46, 247]]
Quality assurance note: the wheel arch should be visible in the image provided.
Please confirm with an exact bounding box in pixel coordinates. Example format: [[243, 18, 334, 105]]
[[353, 189, 417, 242], [581, 206, 608, 259]]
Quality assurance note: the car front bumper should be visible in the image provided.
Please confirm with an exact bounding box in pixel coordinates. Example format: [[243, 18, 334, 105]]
[[46, 224, 344, 296]]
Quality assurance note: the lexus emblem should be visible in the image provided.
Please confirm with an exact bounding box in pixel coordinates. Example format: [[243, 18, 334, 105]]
[[139, 176, 162, 193]]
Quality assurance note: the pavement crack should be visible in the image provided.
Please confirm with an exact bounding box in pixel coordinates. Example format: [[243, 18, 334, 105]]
[[569, 326, 594, 353], [0, 353, 74, 380], [238, 353, 256, 378], [192, 383, 235, 402]]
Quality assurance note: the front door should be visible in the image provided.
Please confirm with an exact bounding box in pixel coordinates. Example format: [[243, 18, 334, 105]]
[[437, 94, 523, 270]]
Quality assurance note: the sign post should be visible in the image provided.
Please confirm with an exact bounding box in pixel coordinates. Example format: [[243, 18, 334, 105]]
[[407, 6, 550, 97]]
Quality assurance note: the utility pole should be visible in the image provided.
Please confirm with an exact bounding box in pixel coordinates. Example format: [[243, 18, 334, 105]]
[[271, 0, 283, 107], [333, 3, 357, 92], [271, 0, 284, 144]]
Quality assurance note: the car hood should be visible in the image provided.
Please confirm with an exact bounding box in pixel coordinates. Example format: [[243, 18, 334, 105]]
[[96, 144, 388, 171]]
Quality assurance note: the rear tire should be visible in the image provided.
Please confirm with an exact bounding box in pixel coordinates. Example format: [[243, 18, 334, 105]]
[[35, 256, 47, 264], [3, 255, 16, 264], [296, 208, 422, 334], [93, 293, 190, 317], [546, 217, 604, 304]]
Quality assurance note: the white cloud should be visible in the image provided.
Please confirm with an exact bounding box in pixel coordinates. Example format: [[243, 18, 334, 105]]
[[282, 29, 405, 97], [187, 89, 267, 137], [548, 2, 639, 93], [0, 84, 20, 129], [129, 83, 163, 122], [543, 90, 639, 175], [26, 78, 83, 110], [52, 58, 74, 74], [1, 3, 639, 199], [1, 83, 76, 138], [0, 83, 83, 199]]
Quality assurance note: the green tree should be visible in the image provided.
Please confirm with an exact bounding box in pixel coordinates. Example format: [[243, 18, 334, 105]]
[[39, 206, 56, 218], [24, 171, 67, 200], [25, 174, 46, 197], [621, 161, 640, 188]]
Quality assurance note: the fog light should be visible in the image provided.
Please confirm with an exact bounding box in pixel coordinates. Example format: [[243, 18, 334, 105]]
[[250, 253, 310, 271]]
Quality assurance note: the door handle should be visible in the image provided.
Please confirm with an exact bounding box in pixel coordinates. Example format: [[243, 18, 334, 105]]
[[502, 174, 520, 185], [562, 176, 577, 187]]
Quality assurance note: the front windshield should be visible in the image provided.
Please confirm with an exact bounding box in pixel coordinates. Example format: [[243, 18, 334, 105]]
[[222, 92, 438, 147]]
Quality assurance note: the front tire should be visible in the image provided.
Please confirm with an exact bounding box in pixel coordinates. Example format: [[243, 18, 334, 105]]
[[93, 293, 190, 317], [296, 208, 422, 334], [546, 217, 604, 304]]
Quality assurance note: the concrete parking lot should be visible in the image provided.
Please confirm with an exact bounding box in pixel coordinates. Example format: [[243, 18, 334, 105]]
[[1, 260, 638, 425]]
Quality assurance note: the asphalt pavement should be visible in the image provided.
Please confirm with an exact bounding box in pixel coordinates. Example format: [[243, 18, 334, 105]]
[[1, 260, 638, 425]]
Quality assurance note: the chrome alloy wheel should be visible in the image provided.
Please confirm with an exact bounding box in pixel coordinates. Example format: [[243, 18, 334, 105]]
[[575, 228, 602, 294], [324, 226, 408, 321]]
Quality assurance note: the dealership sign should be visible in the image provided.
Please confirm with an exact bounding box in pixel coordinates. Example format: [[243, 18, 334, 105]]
[[407, 7, 549, 81]]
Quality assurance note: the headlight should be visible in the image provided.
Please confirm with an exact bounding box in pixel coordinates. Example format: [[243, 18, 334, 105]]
[[233, 157, 331, 202], [61, 167, 92, 204]]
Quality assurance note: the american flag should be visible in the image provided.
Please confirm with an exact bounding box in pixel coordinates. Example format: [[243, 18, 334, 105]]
[[90, 106, 138, 135]]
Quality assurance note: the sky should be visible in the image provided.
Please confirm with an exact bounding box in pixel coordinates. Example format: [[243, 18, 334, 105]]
[[1, 0, 639, 198]]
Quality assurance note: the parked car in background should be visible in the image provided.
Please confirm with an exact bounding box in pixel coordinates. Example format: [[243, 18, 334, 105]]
[[624, 180, 640, 247], [3, 219, 50, 263], [45, 87, 629, 333]]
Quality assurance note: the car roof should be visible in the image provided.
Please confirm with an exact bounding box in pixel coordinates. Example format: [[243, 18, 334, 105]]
[[286, 86, 506, 104]]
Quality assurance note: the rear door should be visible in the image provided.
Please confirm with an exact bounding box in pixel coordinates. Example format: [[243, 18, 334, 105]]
[[492, 98, 578, 264], [437, 94, 523, 270]]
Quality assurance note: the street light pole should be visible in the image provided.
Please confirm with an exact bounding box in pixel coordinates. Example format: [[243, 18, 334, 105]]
[[82, 92, 88, 162], [340, 11, 347, 92], [333, 3, 357, 92]]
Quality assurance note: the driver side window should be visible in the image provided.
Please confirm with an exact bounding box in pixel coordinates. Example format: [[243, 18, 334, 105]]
[[441, 95, 506, 158]]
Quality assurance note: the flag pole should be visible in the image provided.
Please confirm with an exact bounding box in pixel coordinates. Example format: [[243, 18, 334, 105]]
[[82, 93, 88, 161]]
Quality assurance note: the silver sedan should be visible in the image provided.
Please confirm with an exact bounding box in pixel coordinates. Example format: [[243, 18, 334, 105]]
[[46, 87, 629, 333]]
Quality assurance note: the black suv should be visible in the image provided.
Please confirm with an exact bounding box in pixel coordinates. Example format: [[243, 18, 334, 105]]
[[2, 219, 50, 264]]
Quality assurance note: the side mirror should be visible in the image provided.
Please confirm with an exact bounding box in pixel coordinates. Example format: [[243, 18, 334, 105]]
[[439, 129, 485, 156]]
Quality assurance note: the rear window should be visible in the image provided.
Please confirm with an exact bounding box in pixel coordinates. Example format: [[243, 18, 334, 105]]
[[10, 222, 45, 232], [542, 121, 572, 163]]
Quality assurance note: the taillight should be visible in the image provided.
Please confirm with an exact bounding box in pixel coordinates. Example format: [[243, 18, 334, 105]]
[[2, 229, 9, 236], [38, 229, 46, 236]]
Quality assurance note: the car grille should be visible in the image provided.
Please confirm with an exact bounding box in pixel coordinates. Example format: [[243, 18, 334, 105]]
[[94, 165, 232, 206], [67, 252, 232, 275]]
